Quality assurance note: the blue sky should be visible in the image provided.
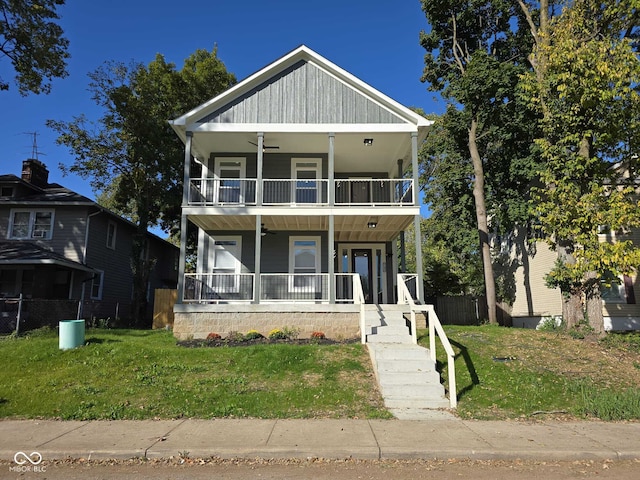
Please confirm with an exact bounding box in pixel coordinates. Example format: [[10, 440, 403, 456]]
[[1, 0, 444, 226]]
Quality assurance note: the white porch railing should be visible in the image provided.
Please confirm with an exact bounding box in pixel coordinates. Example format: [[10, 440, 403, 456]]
[[189, 178, 257, 205], [335, 178, 413, 205], [263, 179, 329, 205], [187, 178, 414, 206], [397, 274, 457, 409], [260, 274, 329, 302], [183, 273, 255, 303]]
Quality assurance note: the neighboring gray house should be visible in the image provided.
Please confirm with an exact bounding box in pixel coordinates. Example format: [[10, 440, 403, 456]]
[[170, 45, 432, 340], [0, 159, 179, 330]]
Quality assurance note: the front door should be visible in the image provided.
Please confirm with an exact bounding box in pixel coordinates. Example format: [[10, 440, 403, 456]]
[[352, 249, 373, 304]]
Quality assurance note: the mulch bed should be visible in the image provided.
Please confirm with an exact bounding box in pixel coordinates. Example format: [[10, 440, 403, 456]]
[[178, 337, 359, 348]]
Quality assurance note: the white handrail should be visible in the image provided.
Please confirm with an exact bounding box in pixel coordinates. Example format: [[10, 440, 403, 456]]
[[352, 274, 366, 344], [397, 274, 457, 409]]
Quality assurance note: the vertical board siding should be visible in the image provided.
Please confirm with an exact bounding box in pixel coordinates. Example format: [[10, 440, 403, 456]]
[[199, 61, 405, 125]]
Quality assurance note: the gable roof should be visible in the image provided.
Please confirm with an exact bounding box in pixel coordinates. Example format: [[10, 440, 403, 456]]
[[170, 45, 431, 142]]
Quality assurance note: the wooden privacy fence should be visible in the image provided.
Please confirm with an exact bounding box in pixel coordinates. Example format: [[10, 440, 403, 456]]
[[153, 289, 177, 329], [432, 296, 488, 325]]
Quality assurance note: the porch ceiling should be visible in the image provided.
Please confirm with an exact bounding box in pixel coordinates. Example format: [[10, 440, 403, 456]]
[[191, 131, 413, 173], [187, 214, 414, 242]]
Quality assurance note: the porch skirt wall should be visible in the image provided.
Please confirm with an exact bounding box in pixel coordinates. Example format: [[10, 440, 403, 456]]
[[173, 310, 360, 340]]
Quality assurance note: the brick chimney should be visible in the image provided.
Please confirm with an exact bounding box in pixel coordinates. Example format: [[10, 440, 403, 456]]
[[21, 159, 49, 188]]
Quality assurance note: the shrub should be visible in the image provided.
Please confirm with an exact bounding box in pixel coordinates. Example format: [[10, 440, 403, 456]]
[[244, 330, 263, 340], [226, 331, 244, 342], [311, 331, 325, 339], [537, 316, 563, 332], [206, 332, 221, 340], [282, 326, 300, 340], [268, 328, 287, 340]]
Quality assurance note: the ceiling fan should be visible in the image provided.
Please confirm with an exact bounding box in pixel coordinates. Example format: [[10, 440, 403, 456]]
[[261, 224, 276, 236], [248, 140, 279, 151]]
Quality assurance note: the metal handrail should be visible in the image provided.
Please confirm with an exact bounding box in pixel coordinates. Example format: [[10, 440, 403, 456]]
[[397, 274, 457, 408]]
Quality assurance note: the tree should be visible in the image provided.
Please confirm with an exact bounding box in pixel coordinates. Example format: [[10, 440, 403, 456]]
[[420, 0, 535, 323], [48, 48, 236, 326], [0, 0, 69, 95], [519, 0, 640, 334]]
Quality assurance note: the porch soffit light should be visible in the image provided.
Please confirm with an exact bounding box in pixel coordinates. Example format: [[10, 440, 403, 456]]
[[363, 138, 373, 146], [367, 221, 377, 229]]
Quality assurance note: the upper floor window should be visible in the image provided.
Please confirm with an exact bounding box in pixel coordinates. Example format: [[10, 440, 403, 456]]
[[106, 221, 117, 249], [8, 209, 54, 240], [0, 186, 14, 198], [90, 270, 104, 300]]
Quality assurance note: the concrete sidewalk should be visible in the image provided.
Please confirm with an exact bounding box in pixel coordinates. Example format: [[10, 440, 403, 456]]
[[1, 418, 639, 463]]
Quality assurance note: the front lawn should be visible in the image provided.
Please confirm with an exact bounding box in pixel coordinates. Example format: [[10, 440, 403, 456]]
[[423, 325, 640, 420], [0, 328, 390, 420]]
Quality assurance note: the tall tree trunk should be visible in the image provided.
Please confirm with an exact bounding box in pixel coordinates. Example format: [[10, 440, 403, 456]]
[[131, 195, 155, 328], [562, 288, 583, 329], [585, 271, 605, 336], [576, 136, 605, 335], [469, 117, 497, 324]]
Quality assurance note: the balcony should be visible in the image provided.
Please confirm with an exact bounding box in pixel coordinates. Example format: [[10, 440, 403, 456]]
[[187, 178, 413, 207]]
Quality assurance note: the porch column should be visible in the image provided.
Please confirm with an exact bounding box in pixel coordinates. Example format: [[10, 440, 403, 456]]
[[328, 214, 335, 303], [177, 131, 192, 304], [328, 133, 335, 303], [328, 132, 335, 206], [256, 132, 264, 207], [254, 213, 262, 304], [411, 132, 424, 303], [398, 158, 406, 272]]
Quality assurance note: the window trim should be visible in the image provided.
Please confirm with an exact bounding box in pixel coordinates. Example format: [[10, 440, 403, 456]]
[[8, 209, 55, 240], [106, 221, 117, 250], [288, 236, 321, 292]]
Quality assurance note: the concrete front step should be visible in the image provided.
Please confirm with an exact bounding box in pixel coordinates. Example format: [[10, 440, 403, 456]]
[[374, 358, 438, 373], [385, 397, 451, 410], [366, 334, 412, 344], [368, 343, 451, 418], [372, 345, 432, 360]]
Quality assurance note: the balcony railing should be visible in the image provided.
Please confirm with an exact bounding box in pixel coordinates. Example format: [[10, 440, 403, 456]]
[[188, 179, 257, 205], [335, 179, 413, 205], [182, 273, 366, 304], [183, 273, 255, 303], [188, 178, 413, 206]]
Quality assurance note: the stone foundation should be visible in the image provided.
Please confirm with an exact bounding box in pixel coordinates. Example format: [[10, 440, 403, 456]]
[[173, 304, 360, 340]]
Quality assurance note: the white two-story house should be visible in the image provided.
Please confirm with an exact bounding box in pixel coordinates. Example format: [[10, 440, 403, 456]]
[[170, 46, 432, 340]]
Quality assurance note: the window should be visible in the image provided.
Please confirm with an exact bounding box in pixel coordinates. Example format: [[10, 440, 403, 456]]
[[8, 209, 54, 239], [208, 236, 242, 293], [0, 187, 13, 197], [602, 274, 636, 304], [90, 270, 104, 300], [106, 221, 117, 249], [289, 236, 321, 291]]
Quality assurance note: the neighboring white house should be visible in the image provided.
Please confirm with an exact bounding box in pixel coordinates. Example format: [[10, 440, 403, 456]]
[[170, 45, 432, 340]]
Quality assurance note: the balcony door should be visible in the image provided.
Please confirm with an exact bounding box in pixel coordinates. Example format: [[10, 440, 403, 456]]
[[214, 158, 245, 204], [291, 158, 321, 204]]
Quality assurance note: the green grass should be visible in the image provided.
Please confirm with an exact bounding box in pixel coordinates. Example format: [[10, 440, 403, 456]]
[[3, 325, 640, 421], [421, 325, 640, 420], [0, 328, 391, 420]]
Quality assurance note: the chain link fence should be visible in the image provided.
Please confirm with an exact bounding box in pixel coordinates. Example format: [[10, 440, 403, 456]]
[[0, 297, 133, 334]]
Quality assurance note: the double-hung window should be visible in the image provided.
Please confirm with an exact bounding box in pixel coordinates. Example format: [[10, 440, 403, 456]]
[[90, 270, 104, 300], [291, 159, 321, 204], [9, 209, 54, 239], [289, 236, 321, 292], [106, 221, 117, 249]]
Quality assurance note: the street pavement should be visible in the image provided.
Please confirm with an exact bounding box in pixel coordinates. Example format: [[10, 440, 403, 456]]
[[1, 417, 640, 464]]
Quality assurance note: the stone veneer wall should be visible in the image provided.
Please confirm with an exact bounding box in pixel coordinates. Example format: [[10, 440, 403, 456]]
[[173, 311, 360, 340]]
